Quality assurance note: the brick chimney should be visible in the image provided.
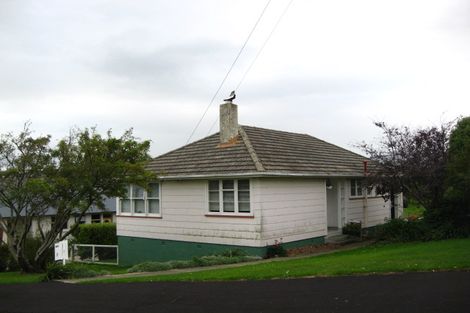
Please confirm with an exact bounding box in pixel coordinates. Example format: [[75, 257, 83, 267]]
[[219, 101, 239, 143]]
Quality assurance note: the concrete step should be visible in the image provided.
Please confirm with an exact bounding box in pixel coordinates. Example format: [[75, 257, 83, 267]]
[[325, 234, 358, 244]]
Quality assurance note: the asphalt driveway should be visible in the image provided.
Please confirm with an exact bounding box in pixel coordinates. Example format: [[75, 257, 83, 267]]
[[0, 271, 468, 313]]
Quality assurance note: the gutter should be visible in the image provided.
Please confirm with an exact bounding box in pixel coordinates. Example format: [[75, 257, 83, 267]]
[[157, 171, 366, 181]]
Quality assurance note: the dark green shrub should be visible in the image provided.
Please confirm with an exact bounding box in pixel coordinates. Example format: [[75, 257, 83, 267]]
[[342, 221, 362, 237], [167, 260, 194, 269], [127, 255, 261, 273], [72, 223, 117, 245], [72, 223, 117, 260], [374, 219, 428, 242], [0, 244, 11, 272], [45, 263, 100, 280], [266, 241, 287, 258]]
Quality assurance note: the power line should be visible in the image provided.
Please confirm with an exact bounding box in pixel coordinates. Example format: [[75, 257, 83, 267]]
[[185, 0, 272, 144], [207, 0, 295, 135]]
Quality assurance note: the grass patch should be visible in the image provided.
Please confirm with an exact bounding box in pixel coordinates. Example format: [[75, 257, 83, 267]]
[[0, 272, 45, 285], [404, 200, 425, 218], [86, 238, 470, 284]]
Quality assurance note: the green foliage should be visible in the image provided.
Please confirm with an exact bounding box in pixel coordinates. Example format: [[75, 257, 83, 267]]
[[373, 218, 470, 242], [374, 219, 428, 242], [403, 199, 425, 218], [45, 262, 108, 280], [342, 222, 362, 237], [442, 116, 470, 226], [266, 241, 287, 258], [0, 272, 45, 284], [71, 223, 117, 261], [0, 125, 153, 273], [127, 250, 261, 273], [72, 223, 117, 245], [0, 245, 11, 272]]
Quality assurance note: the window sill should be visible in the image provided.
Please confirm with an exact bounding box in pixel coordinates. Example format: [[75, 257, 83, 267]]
[[117, 214, 162, 219], [205, 213, 254, 218], [349, 196, 381, 200]]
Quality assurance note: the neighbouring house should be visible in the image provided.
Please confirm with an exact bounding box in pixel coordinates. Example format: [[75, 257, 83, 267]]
[[0, 198, 116, 244], [116, 101, 403, 265]]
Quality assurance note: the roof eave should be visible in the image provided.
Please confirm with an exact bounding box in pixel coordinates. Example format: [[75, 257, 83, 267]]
[[157, 171, 366, 180]]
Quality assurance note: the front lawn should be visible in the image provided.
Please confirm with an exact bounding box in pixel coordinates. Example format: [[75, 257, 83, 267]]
[[87, 238, 470, 284], [0, 272, 44, 284], [404, 200, 426, 218]]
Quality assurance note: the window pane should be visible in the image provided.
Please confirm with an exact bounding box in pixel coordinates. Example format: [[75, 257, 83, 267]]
[[121, 200, 131, 213], [223, 191, 234, 202], [223, 201, 234, 212], [209, 180, 219, 191], [132, 185, 144, 198], [357, 186, 363, 196], [124, 185, 131, 198], [238, 180, 249, 190], [238, 191, 250, 202], [238, 202, 250, 213], [223, 191, 235, 212], [148, 199, 160, 214], [209, 191, 219, 202], [134, 199, 145, 213], [147, 183, 159, 198], [222, 180, 234, 189], [209, 202, 220, 212], [350, 180, 356, 196]]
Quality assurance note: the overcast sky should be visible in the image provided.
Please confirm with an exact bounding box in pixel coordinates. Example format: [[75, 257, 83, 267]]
[[1, 0, 469, 156]]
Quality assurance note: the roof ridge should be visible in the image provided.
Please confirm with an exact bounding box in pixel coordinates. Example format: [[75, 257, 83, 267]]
[[238, 126, 265, 172]]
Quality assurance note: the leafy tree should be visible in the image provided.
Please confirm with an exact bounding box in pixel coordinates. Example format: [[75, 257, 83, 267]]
[[359, 121, 453, 217], [0, 125, 153, 272], [443, 117, 470, 226]]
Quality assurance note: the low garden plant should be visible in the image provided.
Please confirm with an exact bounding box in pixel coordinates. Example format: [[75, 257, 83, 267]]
[[342, 221, 362, 237], [127, 250, 261, 273]]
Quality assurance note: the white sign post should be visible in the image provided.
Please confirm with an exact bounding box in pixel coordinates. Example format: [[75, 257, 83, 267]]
[[54, 240, 69, 265]]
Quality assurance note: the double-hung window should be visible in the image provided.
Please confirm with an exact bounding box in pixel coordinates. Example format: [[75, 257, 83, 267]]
[[350, 179, 375, 197], [119, 183, 160, 216], [208, 179, 250, 214], [350, 179, 363, 197]]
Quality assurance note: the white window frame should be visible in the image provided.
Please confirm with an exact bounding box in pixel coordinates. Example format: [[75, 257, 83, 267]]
[[350, 179, 376, 198], [207, 179, 252, 216], [118, 183, 161, 217]]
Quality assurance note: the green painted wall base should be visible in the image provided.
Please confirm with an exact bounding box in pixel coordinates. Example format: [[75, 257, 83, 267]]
[[118, 236, 325, 266]]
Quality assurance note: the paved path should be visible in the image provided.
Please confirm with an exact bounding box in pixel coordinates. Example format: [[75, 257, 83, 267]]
[[1, 271, 468, 313]]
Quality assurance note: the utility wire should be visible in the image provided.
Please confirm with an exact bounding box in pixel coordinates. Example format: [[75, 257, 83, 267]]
[[207, 0, 294, 135], [186, 0, 272, 144]]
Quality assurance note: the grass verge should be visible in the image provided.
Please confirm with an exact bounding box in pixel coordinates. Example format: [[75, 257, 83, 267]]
[[0, 272, 44, 284], [84, 238, 470, 284], [0, 263, 129, 284]]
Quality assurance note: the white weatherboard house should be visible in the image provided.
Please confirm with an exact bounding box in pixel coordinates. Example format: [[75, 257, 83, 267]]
[[116, 101, 402, 265]]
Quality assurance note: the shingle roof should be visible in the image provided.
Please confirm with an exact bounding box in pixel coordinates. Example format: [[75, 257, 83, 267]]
[[148, 125, 368, 178]]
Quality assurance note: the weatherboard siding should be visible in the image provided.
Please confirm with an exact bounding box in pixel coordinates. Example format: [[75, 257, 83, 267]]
[[257, 178, 327, 244], [345, 195, 391, 227], [117, 180, 263, 247]]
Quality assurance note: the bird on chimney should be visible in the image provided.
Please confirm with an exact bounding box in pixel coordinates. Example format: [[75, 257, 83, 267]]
[[223, 90, 236, 103]]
